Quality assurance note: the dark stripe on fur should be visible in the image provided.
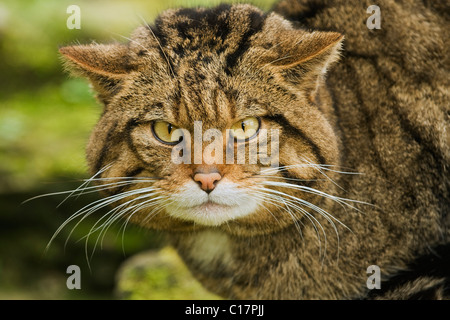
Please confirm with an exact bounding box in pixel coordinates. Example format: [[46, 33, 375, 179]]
[[212, 88, 219, 118], [172, 86, 182, 123], [366, 244, 450, 299], [103, 167, 146, 196], [126, 167, 144, 178], [265, 114, 327, 165], [345, 51, 445, 166], [225, 11, 266, 75], [277, 162, 317, 188], [125, 118, 169, 170], [227, 91, 237, 120], [273, 1, 327, 23], [146, 25, 176, 77], [175, 4, 232, 41], [94, 121, 118, 174], [125, 118, 144, 166]]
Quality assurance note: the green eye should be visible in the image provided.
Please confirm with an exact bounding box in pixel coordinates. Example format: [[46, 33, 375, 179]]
[[230, 117, 260, 141], [152, 121, 180, 145]]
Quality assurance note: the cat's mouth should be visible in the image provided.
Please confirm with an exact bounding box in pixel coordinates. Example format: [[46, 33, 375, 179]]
[[182, 199, 234, 211], [165, 181, 259, 226]]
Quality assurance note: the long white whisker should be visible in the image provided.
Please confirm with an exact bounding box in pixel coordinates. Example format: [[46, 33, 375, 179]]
[[75, 188, 159, 244], [96, 195, 165, 252], [140, 197, 174, 225], [116, 196, 169, 254], [251, 191, 304, 239], [87, 196, 160, 261], [254, 190, 326, 260], [23, 174, 158, 206], [300, 157, 347, 191], [256, 185, 350, 234], [46, 185, 158, 254], [249, 192, 285, 228], [137, 14, 175, 78], [252, 175, 325, 183], [58, 164, 114, 207], [260, 163, 363, 176], [262, 180, 370, 212]]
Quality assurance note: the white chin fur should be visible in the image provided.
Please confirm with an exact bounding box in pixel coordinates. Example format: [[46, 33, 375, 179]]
[[165, 178, 258, 226]]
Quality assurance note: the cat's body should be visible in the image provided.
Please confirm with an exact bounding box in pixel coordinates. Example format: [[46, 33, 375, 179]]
[[59, 0, 450, 299]]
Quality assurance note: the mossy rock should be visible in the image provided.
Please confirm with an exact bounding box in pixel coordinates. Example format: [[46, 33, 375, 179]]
[[115, 247, 221, 300]]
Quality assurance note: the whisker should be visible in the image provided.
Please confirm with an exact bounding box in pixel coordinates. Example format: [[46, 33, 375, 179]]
[[117, 196, 170, 254], [57, 164, 114, 208], [256, 185, 351, 232], [76, 188, 161, 266], [260, 163, 363, 176], [253, 190, 326, 259], [282, 197, 327, 260], [46, 185, 159, 255], [88, 176, 162, 181], [299, 157, 347, 191], [252, 174, 325, 184], [140, 198, 174, 225], [251, 191, 304, 239], [249, 192, 285, 228], [263, 180, 371, 214], [24, 175, 158, 206], [95, 195, 165, 253], [254, 179, 371, 264], [138, 14, 176, 78], [73, 188, 160, 242], [25, 180, 153, 207]]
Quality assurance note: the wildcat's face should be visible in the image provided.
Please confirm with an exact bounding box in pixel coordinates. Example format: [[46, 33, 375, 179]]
[[60, 4, 343, 236]]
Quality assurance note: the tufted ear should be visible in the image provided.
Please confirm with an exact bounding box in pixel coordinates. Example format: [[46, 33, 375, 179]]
[[263, 30, 343, 71], [249, 13, 343, 91], [59, 44, 136, 104]]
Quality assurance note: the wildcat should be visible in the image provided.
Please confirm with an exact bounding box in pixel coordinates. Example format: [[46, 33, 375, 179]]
[[58, 0, 449, 299]]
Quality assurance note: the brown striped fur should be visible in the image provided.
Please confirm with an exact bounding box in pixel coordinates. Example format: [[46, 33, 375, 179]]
[[59, 1, 449, 299]]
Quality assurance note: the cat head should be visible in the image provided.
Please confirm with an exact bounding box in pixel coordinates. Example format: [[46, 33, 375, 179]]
[[59, 4, 343, 236]]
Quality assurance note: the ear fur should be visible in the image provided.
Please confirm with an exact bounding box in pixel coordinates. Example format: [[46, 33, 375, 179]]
[[59, 44, 135, 104], [249, 13, 343, 89]]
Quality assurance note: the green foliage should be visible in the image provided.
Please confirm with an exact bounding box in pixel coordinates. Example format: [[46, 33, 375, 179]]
[[0, 79, 98, 192]]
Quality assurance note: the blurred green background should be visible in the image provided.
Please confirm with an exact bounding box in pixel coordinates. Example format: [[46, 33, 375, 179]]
[[0, 0, 275, 299]]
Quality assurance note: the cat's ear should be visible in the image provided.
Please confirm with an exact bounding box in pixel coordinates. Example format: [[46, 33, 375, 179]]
[[264, 30, 343, 73], [59, 44, 135, 104], [251, 14, 343, 90]]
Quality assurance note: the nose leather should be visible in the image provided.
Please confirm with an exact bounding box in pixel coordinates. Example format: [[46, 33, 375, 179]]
[[194, 172, 222, 193]]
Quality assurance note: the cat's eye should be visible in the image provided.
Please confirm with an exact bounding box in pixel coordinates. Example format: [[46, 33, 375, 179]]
[[151, 121, 181, 145], [230, 117, 261, 141]]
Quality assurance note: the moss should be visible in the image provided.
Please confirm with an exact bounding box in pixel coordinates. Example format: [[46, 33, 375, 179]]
[[116, 247, 221, 300]]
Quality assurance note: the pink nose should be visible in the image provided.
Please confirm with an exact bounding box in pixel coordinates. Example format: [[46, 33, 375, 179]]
[[194, 172, 222, 193]]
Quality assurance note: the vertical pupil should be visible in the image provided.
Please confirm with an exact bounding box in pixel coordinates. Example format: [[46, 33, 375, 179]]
[[168, 123, 172, 134], [241, 122, 245, 131]]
